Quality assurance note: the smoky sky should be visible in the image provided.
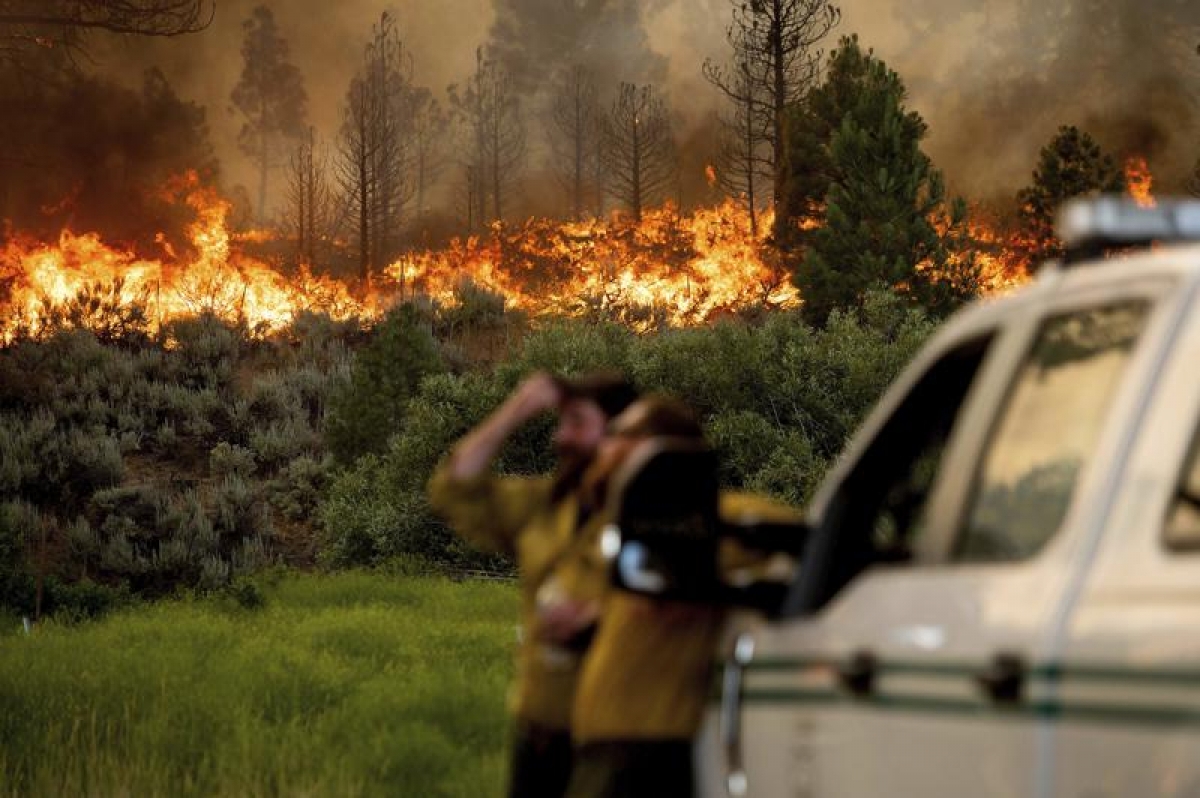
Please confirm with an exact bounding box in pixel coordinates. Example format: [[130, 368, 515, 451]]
[[82, 0, 1200, 214]]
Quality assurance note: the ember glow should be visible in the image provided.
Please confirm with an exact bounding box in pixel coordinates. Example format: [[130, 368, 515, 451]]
[[1125, 156, 1155, 208]]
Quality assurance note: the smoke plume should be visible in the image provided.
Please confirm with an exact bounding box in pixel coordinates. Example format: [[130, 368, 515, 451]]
[[6, 0, 1198, 232]]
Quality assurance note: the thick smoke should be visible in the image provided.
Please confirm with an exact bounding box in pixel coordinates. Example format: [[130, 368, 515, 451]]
[[861, 0, 1200, 200], [0, 66, 219, 249], [487, 0, 668, 92], [10, 0, 1199, 234]]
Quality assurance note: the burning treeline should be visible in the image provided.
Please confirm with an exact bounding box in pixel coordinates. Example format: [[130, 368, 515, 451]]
[[1, 187, 804, 339], [0, 162, 1150, 342], [0, 1, 1178, 343]]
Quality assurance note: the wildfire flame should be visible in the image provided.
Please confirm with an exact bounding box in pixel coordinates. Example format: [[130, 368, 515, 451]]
[[1125, 156, 1155, 208], [1, 172, 367, 342], [386, 200, 797, 329], [3, 173, 1042, 344]]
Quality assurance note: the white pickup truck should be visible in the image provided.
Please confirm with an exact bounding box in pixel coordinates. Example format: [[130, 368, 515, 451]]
[[666, 198, 1200, 798]]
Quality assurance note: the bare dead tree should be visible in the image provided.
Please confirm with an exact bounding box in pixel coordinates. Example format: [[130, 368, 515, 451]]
[[702, 0, 840, 211], [713, 45, 773, 235], [449, 48, 525, 228], [602, 82, 677, 222], [335, 12, 415, 282], [285, 127, 331, 269], [0, 0, 212, 35], [408, 87, 448, 228], [230, 5, 307, 224], [455, 163, 482, 232], [335, 75, 372, 281], [0, 0, 212, 67], [547, 65, 602, 221]]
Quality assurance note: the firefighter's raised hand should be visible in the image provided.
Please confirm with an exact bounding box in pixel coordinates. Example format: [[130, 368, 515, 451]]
[[448, 371, 563, 480], [505, 371, 564, 423]]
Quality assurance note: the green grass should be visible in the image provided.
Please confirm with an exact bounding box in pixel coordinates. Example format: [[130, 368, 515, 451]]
[[0, 571, 519, 797]]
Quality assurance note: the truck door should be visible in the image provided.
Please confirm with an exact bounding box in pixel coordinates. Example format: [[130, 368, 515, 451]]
[[1052, 274, 1200, 798], [705, 290, 1162, 798]]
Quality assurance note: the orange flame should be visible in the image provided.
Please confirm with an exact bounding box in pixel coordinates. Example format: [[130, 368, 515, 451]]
[[1, 172, 368, 342], [386, 200, 797, 329], [1125, 156, 1155, 208], [3, 175, 1041, 344]]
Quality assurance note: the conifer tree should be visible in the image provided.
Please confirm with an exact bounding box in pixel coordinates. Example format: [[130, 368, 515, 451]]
[[1016, 125, 1125, 264], [775, 37, 876, 250], [794, 38, 971, 326]]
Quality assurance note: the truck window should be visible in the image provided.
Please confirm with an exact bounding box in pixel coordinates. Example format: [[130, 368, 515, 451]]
[[955, 301, 1150, 562], [791, 334, 994, 613]]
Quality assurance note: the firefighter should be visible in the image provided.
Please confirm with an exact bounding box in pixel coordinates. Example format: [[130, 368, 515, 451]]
[[427, 371, 638, 798], [565, 395, 802, 798]]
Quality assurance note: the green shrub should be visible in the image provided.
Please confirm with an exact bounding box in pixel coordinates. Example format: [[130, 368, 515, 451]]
[[226, 576, 266, 610], [50, 428, 125, 507], [246, 370, 301, 424], [163, 313, 241, 390], [500, 319, 632, 380], [249, 417, 320, 471], [325, 304, 445, 464], [269, 455, 333, 522], [319, 455, 486, 569], [212, 474, 265, 540], [89, 485, 167, 532], [154, 421, 179, 452], [0, 411, 54, 498], [65, 515, 100, 567], [0, 501, 37, 611], [42, 577, 135, 622], [437, 279, 508, 334], [209, 442, 257, 479]]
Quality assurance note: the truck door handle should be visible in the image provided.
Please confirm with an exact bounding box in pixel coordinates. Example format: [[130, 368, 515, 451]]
[[721, 633, 754, 797], [836, 650, 878, 697], [974, 652, 1026, 703]]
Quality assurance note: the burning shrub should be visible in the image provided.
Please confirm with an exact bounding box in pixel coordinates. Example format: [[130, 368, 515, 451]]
[[32, 279, 155, 347]]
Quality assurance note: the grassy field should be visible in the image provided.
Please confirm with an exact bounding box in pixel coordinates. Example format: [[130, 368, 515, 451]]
[[0, 571, 519, 797]]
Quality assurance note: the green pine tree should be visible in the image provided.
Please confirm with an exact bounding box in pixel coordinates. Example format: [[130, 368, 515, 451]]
[[792, 38, 970, 327], [1016, 126, 1125, 264], [775, 37, 877, 250]]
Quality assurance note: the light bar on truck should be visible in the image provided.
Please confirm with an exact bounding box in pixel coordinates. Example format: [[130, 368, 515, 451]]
[[1058, 196, 1200, 256]]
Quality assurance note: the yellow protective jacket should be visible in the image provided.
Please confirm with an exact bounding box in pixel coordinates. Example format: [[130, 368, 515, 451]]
[[427, 462, 610, 732], [571, 491, 803, 743]]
